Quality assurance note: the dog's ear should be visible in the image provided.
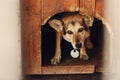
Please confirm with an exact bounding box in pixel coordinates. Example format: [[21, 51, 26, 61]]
[[83, 15, 94, 27], [48, 19, 63, 32]]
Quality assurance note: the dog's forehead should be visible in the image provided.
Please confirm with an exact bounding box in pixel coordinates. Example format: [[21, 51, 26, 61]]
[[62, 14, 83, 24], [62, 14, 85, 32], [67, 21, 83, 30]]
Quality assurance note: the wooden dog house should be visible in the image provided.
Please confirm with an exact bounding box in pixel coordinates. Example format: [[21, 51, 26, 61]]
[[21, 0, 113, 74]]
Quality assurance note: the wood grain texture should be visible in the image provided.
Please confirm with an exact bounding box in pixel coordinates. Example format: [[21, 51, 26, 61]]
[[95, 0, 104, 17], [80, 0, 95, 15], [21, 0, 105, 74], [21, 0, 41, 74], [42, 65, 95, 74], [41, 0, 79, 25]]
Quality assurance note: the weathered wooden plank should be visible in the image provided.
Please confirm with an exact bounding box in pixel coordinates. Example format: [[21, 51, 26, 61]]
[[41, 65, 95, 74], [21, 0, 41, 74], [80, 0, 95, 15], [95, 0, 104, 17], [41, 0, 79, 25]]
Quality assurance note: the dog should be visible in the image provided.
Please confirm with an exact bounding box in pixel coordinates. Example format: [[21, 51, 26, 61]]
[[49, 13, 94, 65]]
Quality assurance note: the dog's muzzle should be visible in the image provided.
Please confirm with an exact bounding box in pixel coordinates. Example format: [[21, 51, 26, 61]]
[[75, 43, 82, 48]]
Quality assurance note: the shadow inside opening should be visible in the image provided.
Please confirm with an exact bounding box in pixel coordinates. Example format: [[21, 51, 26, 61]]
[[41, 12, 104, 68]]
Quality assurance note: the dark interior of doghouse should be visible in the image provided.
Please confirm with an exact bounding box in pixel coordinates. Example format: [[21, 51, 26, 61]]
[[41, 12, 103, 68]]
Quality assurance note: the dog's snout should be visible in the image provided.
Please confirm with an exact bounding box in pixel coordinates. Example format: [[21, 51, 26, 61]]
[[75, 43, 82, 48]]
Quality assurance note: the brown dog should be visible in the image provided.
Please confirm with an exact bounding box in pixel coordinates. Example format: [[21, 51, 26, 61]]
[[49, 13, 94, 65]]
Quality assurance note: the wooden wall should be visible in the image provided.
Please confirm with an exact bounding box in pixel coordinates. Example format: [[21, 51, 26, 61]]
[[21, 0, 41, 74], [21, 0, 104, 74]]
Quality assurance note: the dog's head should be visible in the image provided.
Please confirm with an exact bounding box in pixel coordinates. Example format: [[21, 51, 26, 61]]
[[49, 14, 94, 49]]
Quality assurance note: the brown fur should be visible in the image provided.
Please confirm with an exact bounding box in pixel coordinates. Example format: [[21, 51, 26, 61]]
[[49, 14, 94, 65]]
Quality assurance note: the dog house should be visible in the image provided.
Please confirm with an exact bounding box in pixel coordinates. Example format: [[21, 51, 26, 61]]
[[21, 0, 113, 74]]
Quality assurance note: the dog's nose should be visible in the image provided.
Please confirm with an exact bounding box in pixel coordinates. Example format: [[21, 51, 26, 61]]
[[75, 43, 82, 48]]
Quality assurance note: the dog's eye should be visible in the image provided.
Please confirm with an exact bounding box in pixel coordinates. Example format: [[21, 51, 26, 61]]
[[78, 28, 84, 32], [67, 30, 73, 34]]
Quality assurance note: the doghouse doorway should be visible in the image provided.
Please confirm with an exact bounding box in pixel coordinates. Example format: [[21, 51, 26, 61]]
[[41, 12, 106, 72]]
